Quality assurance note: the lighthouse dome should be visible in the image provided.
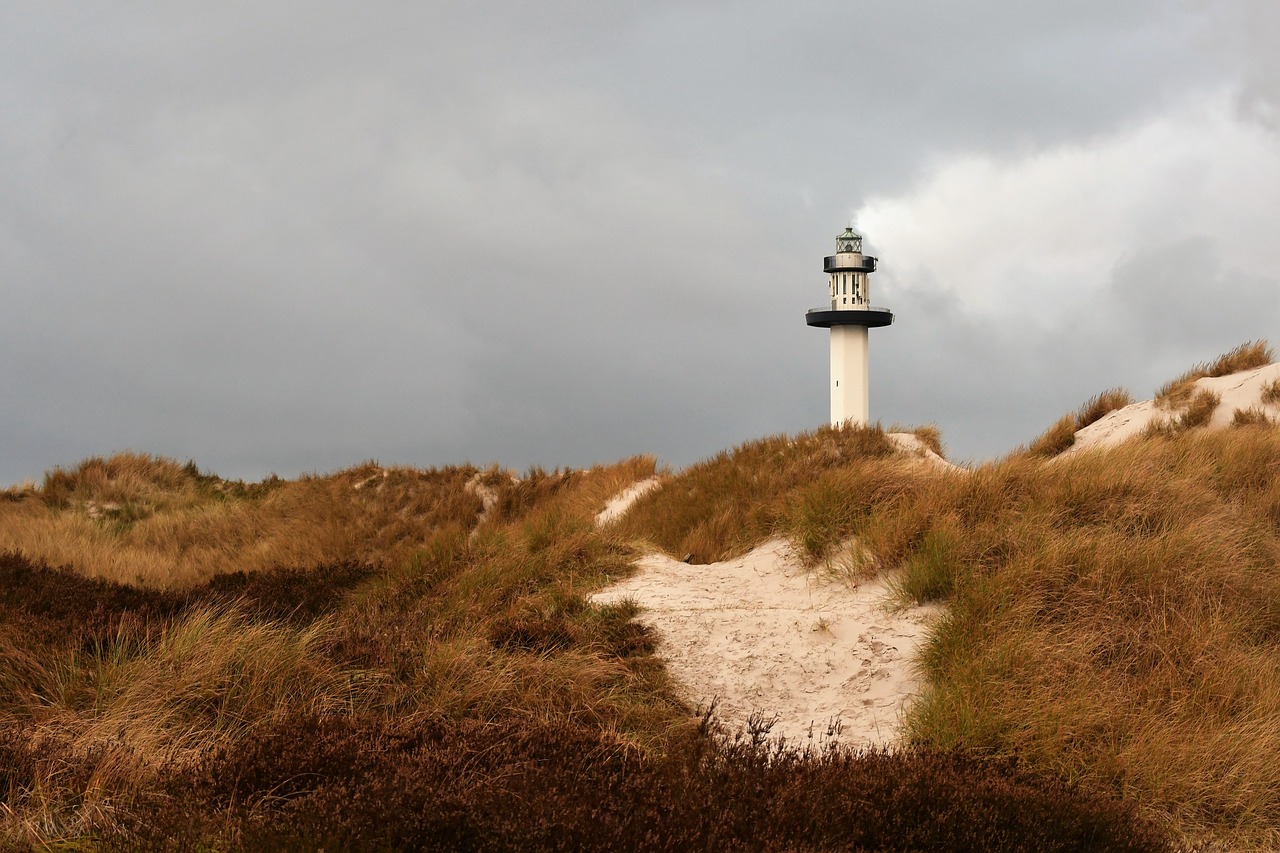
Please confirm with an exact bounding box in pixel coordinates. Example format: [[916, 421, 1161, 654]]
[[835, 228, 863, 254]]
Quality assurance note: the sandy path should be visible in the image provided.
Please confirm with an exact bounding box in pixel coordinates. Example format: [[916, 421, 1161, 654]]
[[595, 476, 662, 526], [591, 539, 939, 746]]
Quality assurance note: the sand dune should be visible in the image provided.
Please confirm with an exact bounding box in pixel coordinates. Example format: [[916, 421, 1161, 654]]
[[1067, 362, 1280, 455], [592, 537, 938, 746]]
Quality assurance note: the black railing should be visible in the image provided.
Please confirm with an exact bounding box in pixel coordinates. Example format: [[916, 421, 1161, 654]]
[[823, 255, 877, 273]]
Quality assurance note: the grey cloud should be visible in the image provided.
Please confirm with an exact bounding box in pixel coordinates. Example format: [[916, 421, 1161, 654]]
[[0, 3, 1271, 483], [1109, 237, 1280, 347]]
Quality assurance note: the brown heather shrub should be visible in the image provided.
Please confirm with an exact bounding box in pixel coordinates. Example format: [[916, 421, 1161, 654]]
[[1156, 340, 1274, 406], [0, 551, 374, 650], [108, 714, 1168, 852]]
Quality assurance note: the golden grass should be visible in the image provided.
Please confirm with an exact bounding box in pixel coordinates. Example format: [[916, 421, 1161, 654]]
[[1156, 340, 1274, 407], [11, 360, 1280, 846], [0, 453, 680, 847], [1146, 389, 1222, 438], [888, 423, 946, 457], [760, 429, 1280, 848], [613, 424, 900, 563], [0, 454, 485, 587], [1232, 406, 1274, 427], [1026, 388, 1134, 458]]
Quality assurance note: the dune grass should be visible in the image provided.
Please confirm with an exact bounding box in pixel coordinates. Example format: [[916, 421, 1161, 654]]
[[0, 442, 1174, 850], [1261, 377, 1280, 405], [16, 350, 1280, 847], [0, 454, 684, 847], [0, 453, 487, 587], [1155, 340, 1274, 407], [761, 427, 1280, 849], [614, 423, 899, 563], [1026, 388, 1134, 457]]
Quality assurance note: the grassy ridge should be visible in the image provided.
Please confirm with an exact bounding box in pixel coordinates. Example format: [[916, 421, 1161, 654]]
[[595, 344, 1280, 848], [0, 456, 688, 846], [1, 453, 485, 587], [1155, 340, 1273, 406], [744, 425, 1280, 846], [0, 445, 1170, 850], [15, 339, 1280, 847], [614, 424, 900, 563]]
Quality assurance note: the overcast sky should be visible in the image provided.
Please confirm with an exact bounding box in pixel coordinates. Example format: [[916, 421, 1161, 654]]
[[4, 1, 1280, 484]]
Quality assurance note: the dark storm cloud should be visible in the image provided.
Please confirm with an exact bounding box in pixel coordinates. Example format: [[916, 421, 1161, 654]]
[[1, 2, 1274, 483]]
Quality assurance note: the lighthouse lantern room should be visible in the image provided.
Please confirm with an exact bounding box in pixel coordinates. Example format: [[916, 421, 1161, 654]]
[[805, 227, 894, 426]]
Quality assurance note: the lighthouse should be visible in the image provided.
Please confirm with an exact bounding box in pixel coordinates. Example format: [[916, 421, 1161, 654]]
[[805, 227, 894, 426]]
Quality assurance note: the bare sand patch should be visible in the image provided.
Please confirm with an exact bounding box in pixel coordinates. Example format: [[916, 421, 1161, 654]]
[[591, 539, 939, 747], [595, 476, 662, 526], [885, 432, 964, 471]]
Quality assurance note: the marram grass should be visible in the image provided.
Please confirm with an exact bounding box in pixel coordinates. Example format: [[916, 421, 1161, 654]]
[[9, 342, 1280, 847]]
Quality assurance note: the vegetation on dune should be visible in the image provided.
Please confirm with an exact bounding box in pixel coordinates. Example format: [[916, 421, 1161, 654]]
[[607, 342, 1280, 848], [9, 341, 1280, 848], [614, 423, 900, 563], [0, 442, 1169, 850], [1155, 339, 1274, 407], [1025, 387, 1134, 458], [1145, 388, 1222, 436], [0, 452, 486, 587], [1262, 376, 1280, 405]]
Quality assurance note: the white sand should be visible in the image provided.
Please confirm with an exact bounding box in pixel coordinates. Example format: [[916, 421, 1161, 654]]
[[885, 432, 964, 471], [1067, 362, 1280, 455], [595, 476, 662, 526], [591, 539, 940, 746]]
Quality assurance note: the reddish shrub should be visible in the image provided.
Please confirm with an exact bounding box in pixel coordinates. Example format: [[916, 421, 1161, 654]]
[[116, 715, 1171, 852]]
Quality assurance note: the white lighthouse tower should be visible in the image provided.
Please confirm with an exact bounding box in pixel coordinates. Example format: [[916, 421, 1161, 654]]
[[805, 227, 894, 426]]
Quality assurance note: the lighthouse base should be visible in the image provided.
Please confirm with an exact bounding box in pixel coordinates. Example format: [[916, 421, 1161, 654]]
[[830, 325, 869, 426]]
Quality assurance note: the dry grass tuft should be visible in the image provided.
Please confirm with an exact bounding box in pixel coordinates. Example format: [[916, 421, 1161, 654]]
[[1262, 377, 1280, 405], [1157, 340, 1274, 407], [1026, 388, 1134, 458], [889, 423, 946, 457], [1076, 388, 1135, 429], [1232, 406, 1274, 427], [1146, 389, 1222, 437], [1027, 414, 1080, 458], [613, 424, 907, 563]]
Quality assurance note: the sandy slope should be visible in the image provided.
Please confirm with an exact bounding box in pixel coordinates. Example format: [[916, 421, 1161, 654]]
[[1067, 362, 1280, 455], [592, 539, 939, 746], [595, 477, 661, 526], [589, 434, 955, 746]]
